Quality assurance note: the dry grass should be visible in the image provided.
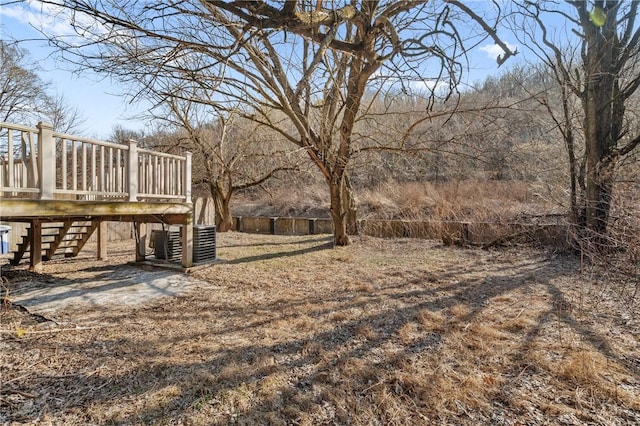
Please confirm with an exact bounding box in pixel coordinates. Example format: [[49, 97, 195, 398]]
[[233, 180, 560, 223], [358, 180, 558, 222], [233, 184, 329, 218], [1, 233, 639, 425]]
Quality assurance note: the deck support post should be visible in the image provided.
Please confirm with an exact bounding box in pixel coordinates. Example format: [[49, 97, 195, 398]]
[[97, 220, 108, 260], [29, 220, 43, 272], [182, 210, 193, 269], [135, 221, 147, 262], [37, 122, 55, 200]]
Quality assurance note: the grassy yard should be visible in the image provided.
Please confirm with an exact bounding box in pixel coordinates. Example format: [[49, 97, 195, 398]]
[[1, 232, 639, 425]]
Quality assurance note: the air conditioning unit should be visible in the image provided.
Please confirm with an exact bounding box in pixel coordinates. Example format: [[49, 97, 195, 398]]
[[194, 225, 216, 262], [153, 229, 182, 261], [153, 225, 216, 263]]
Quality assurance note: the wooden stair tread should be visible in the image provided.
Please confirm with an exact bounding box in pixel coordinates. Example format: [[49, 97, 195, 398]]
[[11, 220, 100, 265]]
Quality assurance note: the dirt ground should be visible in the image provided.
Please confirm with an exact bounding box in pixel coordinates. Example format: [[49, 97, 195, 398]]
[[1, 232, 638, 425]]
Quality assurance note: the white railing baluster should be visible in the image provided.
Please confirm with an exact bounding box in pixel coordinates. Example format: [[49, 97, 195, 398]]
[[81, 142, 87, 193], [61, 138, 67, 190], [91, 144, 96, 195], [99, 145, 105, 194], [158, 155, 162, 194], [168, 158, 172, 194], [142, 154, 148, 195], [185, 152, 192, 202], [22, 132, 31, 189], [72, 140, 78, 191], [108, 147, 113, 193], [7, 129, 14, 190], [166, 158, 171, 195], [173, 159, 177, 195], [115, 149, 121, 193], [153, 154, 159, 194]]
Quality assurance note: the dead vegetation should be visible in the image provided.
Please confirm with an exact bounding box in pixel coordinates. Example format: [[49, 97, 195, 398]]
[[233, 180, 560, 223], [1, 233, 638, 425]]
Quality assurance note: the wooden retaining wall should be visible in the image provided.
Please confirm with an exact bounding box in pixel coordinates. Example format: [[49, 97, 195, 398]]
[[234, 216, 335, 236], [1, 208, 568, 254], [232, 216, 570, 247]]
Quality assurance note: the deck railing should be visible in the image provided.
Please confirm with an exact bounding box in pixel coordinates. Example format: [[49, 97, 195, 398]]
[[0, 121, 192, 202]]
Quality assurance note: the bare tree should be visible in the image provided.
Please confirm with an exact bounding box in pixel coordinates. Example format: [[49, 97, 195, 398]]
[[0, 40, 84, 132], [147, 92, 302, 232], [0, 40, 51, 124], [108, 125, 147, 146], [44, 93, 85, 134], [30, 0, 515, 245], [510, 1, 640, 242]]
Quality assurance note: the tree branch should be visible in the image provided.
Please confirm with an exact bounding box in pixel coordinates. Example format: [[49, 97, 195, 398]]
[[600, 133, 640, 168], [232, 166, 299, 191], [446, 0, 517, 66]]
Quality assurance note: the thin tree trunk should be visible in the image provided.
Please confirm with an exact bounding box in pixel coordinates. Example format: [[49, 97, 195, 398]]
[[558, 84, 580, 224]]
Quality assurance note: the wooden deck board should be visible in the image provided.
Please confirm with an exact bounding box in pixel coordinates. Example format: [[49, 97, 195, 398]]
[[0, 199, 192, 223]]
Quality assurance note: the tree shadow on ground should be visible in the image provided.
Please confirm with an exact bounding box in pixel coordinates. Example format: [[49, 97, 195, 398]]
[[2, 244, 637, 424], [223, 238, 334, 264], [218, 235, 333, 249]]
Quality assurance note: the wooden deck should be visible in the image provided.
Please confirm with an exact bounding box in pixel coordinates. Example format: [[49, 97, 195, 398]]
[[0, 121, 195, 271]]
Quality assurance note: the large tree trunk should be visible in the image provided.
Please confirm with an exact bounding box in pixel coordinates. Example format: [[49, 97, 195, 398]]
[[583, 90, 615, 237], [582, 28, 623, 239], [329, 175, 354, 246], [328, 57, 373, 244], [210, 181, 234, 232], [344, 174, 358, 235]]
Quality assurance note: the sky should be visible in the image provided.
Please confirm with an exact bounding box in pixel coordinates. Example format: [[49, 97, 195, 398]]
[[1, 1, 153, 139], [0, 1, 519, 140]]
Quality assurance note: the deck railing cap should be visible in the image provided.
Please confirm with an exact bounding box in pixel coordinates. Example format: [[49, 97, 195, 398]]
[[37, 121, 54, 129]]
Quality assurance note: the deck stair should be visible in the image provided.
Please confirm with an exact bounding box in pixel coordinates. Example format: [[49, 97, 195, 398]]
[[10, 220, 99, 265]]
